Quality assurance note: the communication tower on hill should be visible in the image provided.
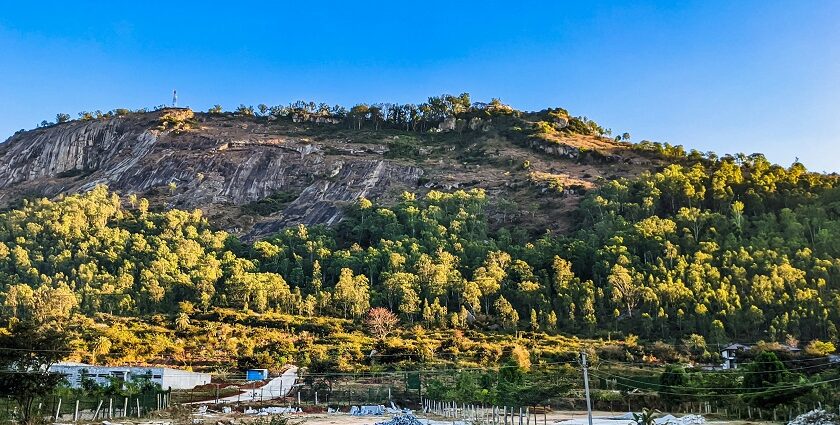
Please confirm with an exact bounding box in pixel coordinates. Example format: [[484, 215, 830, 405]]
[[172, 90, 178, 107]]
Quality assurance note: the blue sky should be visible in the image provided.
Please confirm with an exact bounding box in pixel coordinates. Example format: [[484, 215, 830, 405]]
[[1, 1, 839, 170]]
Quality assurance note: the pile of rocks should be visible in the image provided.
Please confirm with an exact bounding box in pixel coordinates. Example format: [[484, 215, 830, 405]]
[[788, 409, 840, 425], [375, 414, 424, 425], [673, 414, 705, 425], [655, 414, 705, 425]]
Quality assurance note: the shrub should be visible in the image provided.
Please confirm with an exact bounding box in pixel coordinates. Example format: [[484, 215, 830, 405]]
[[534, 121, 555, 134], [805, 340, 836, 356], [241, 191, 299, 216]]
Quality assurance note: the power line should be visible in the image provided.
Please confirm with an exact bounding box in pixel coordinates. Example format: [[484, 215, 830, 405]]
[[299, 359, 582, 378], [587, 370, 840, 397], [597, 358, 839, 374], [597, 355, 836, 367], [590, 367, 840, 391]]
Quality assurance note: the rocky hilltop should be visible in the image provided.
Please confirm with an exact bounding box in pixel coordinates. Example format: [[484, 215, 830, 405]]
[[0, 108, 651, 237]]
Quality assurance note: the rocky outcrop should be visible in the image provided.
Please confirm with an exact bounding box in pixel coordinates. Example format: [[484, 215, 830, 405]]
[[525, 138, 620, 163], [247, 160, 423, 238], [438, 117, 457, 131], [0, 110, 424, 236]]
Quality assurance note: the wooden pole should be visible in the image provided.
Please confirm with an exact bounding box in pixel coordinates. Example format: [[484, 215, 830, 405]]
[[123, 398, 128, 418], [55, 398, 62, 422], [73, 400, 79, 422], [136, 398, 141, 418], [109, 398, 113, 418], [94, 400, 103, 420]]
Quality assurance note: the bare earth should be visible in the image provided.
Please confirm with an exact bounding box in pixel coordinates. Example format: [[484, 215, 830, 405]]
[[180, 410, 779, 425]]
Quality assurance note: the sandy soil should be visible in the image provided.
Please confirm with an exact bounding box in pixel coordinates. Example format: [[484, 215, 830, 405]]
[[182, 410, 779, 425]]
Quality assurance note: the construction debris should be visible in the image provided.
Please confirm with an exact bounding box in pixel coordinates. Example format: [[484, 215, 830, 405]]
[[789, 409, 840, 425], [243, 406, 302, 415], [657, 414, 705, 425], [349, 405, 386, 415], [375, 413, 425, 425], [562, 413, 705, 425]]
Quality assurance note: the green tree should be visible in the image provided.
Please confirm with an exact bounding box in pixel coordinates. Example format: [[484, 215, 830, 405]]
[[334, 268, 370, 318], [494, 296, 519, 330]]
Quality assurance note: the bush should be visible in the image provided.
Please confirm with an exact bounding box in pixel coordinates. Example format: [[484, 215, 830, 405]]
[[241, 191, 299, 216], [534, 121, 555, 134], [805, 340, 836, 356], [648, 341, 682, 363]]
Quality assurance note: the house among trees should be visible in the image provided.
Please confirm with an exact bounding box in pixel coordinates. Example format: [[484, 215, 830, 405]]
[[720, 343, 803, 369], [721, 343, 751, 369], [49, 362, 211, 390]]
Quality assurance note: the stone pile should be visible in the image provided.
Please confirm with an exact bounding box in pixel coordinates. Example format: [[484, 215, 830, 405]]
[[375, 414, 425, 425], [788, 409, 840, 425]]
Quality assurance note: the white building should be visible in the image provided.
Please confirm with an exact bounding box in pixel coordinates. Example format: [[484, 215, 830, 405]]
[[49, 362, 211, 390], [720, 343, 802, 369], [720, 343, 750, 369]]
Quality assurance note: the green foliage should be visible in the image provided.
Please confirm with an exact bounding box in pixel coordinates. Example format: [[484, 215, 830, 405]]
[[632, 409, 658, 425], [241, 191, 300, 216], [534, 121, 555, 134], [742, 351, 810, 408], [658, 364, 688, 407], [235, 104, 255, 117], [566, 116, 606, 136], [0, 286, 74, 424], [0, 142, 839, 396]]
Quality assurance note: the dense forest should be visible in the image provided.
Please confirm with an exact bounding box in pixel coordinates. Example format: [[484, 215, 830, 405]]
[[1, 150, 839, 353]]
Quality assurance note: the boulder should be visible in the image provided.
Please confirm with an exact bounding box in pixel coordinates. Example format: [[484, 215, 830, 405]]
[[438, 116, 457, 131]]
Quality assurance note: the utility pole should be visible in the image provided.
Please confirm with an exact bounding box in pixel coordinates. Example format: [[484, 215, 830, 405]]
[[581, 351, 593, 425]]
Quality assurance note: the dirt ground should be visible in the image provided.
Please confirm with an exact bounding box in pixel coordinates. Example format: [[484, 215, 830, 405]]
[[178, 409, 780, 425]]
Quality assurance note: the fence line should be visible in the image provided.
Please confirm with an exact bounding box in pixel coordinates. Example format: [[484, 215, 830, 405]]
[[0, 390, 170, 422]]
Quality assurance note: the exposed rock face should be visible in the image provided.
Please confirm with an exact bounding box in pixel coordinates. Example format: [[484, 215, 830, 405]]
[[525, 138, 620, 163], [469, 117, 492, 131], [438, 116, 457, 131], [0, 110, 424, 236]]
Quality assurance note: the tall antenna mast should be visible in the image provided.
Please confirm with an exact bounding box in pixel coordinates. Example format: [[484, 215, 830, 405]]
[[172, 89, 178, 107]]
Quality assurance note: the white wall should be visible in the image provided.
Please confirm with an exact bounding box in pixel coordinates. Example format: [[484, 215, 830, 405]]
[[49, 363, 210, 390]]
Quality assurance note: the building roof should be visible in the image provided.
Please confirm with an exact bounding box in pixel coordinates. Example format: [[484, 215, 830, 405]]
[[51, 362, 207, 374], [722, 343, 751, 351]]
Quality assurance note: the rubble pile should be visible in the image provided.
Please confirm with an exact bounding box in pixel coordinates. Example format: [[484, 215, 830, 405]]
[[243, 406, 302, 415], [789, 409, 840, 425], [349, 405, 386, 415], [673, 414, 705, 425], [375, 414, 425, 425], [655, 414, 705, 425]]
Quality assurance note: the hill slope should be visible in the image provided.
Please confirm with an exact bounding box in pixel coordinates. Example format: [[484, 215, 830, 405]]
[[0, 107, 653, 237], [2, 99, 839, 383]]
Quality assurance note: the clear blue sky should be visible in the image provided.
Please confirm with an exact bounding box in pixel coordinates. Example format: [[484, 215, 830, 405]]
[[2, 1, 839, 170]]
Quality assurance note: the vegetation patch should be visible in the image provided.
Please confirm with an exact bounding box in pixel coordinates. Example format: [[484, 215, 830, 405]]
[[241, 190, 300, 216]]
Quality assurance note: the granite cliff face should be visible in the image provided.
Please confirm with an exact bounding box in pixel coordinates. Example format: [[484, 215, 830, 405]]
[[0, 108, 652, 237], [0, 110, 423, 237]]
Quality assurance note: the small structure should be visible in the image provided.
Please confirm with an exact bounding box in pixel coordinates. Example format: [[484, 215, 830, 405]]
[[49, 362, 210, 390], [246, 368, 269, 381], [720, 343, 803, 369], [720, 343, 751, 369]]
